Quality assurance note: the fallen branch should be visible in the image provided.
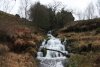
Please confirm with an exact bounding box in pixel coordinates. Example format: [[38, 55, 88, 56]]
[[43, 48, 70, 58]]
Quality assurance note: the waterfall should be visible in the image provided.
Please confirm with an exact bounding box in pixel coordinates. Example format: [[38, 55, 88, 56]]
[[37, 31, 69, 67]]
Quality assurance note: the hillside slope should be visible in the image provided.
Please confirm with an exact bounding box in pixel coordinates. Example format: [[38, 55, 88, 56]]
[[57, 19, 100, 67], [60, 18, 100, 33], [0, 11, 41, 67], [0, 11, 22, 33]]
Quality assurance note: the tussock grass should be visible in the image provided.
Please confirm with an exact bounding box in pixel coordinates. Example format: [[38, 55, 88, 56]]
[[68, 52, 100, 67]]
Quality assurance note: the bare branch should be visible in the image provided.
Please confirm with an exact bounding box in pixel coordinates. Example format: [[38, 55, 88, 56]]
[[43, 48, 70, 58], [18, 0, 31, 19], [85, 2, 95, 19]]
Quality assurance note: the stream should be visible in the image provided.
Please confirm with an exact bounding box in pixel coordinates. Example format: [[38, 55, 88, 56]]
[[37, 31, 69, 67]]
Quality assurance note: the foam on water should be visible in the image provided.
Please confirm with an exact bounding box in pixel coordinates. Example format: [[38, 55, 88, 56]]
[[37, 31, 68, 67]]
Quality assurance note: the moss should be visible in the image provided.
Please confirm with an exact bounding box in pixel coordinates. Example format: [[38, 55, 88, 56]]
[[41, 48, 47, 57]]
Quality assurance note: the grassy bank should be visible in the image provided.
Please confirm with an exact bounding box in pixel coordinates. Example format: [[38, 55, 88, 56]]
[[68, 52, 100, 67]]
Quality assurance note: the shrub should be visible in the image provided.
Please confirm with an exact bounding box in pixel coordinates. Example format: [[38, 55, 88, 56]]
[[0, 30, 11, 42], [9, 27, 43, 53]]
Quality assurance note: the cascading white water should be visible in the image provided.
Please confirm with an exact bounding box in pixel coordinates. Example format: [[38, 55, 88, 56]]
[[37, 31, 68, 67]]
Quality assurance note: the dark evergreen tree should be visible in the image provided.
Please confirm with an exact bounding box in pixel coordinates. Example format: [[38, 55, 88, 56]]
[[29, 2, 74, 31], [29, 2, 50, 31]]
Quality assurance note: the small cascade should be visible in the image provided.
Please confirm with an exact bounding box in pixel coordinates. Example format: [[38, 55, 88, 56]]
[[37, 31, 69, 67]]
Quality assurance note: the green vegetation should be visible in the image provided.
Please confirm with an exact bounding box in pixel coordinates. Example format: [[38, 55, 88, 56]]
[[29, 2, 74, 32]]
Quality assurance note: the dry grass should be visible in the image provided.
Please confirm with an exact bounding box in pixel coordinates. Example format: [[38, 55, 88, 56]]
[[59, 31, 100, 67], [0, 43, 9, 55], [0, 11, 41, 36], [0, 43, 38, 67], [0, 11, 43, 67], [0, 52, 38, 67], [0, 30, 41, 67], [62, 31, 100, 46], [68, 52, 100, 67]]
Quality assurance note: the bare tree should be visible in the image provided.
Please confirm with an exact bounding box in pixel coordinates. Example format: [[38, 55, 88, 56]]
[[0, 0, 4, 8], [48, 0, 62, 12], [0, 0, 9, 12], [96, 0, 100, 15], [18, 0, 31, 19], [85, 2, 95, 19], [0, 0, 16, 13], [75, 11, 83, 20]]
